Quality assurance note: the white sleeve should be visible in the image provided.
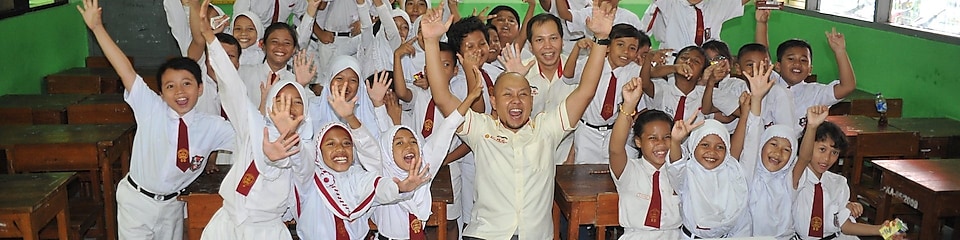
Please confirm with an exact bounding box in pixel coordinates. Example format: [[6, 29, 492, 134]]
[[207, 39, 257, 147], [570, 8, 589, 28], [353, 125, 384, 174], [297, 14, 316, 49], [765, 85, 796, 127], [819, 80, 844, 106], [290, 139, 318, 186], [713, 78, 748, 116], [664, 149, 688, 194], [423, 113, 465, 176], [233, 0, 252, 15], [714, 0, 745, 22], [375, 3, 402, 49], [373, 105, 394, 134], [163, 0, 190, 56], [739, 113, 763, 183], [357, 1, 373, 29]]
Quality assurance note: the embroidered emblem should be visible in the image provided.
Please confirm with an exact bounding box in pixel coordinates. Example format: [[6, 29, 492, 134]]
[[423, 119, 434, 132], [648, 209, 660, 223], [493, 135, 509, 144], [531, 86, 539, 96], [177, 148, 189, 163], [190, 155, 204, 171], [811, 216, 823, 231]]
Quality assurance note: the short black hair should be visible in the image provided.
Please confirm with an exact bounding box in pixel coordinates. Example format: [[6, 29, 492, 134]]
[[484, 24, 499, 42], [525, 13, 564, 43], [156, 57, 203, 88], [609, 23, 649, 47], [366, 70, 395, 92], [446, 16, 489, 55], [776, 39, 812, 63], [800, 121, 849, 154], [702, 40, 732, 61], [438, 42, 459, 65], [262, 22, 299, 50], [737, 43, 769, 59], [215, 33, 242, 58], [487, 5, 520, 25], [632, 110, 674, 157], [675, 45, 708, 72]]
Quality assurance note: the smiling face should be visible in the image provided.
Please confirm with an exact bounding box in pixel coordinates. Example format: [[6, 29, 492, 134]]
[[460, 31, 489, 62], [404, 0, 427, 22], [808, 137, 840, 176], [393, 16, 410, 41], [160, 69, 203, 115], [330, 68, 360, 100], [320, 126, 354, 172], [634, 120, 672, 168], [485, 28, 502, 63], [261, 28, 295, 71], [760, 137, 793, 172], [694, 134, 726, 170], [491, 10, 519, 43], [608, 37, 639, 68], [274, 85, 304, 119], [529, 21, 562, 68], [391, 129, 420, 171], [233, 16, 258, 49], [775, 46, 812, 85], [675, 49, 706, 81], [491, 73, 533, 131]]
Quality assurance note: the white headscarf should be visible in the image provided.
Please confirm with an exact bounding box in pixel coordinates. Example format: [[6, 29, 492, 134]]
[[378, 126, 432, 219], [313, 122, 381, 221], [682, 120, 748, 233], [310, 55, 383, 138], [749, 124, 799, 238], [391, 9, 412, 30], [230, 12, 265, 48], [263, 80, 314, 148]]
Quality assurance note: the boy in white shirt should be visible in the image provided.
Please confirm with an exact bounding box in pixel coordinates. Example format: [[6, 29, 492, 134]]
[[641, 46, 708, 121], [565, 0, 643, 41], [641, 0, 749, 50], [79, 1, 235, 239], [773, 29, 857, 129]]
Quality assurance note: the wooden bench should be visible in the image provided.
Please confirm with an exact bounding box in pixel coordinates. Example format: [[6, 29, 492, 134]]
[[67, 94, 134, 124], [0, 94, 89, 125]]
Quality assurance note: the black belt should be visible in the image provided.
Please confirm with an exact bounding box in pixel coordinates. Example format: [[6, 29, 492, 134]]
[[793, 233, 837, 240], [127, 176, 184, 201], [567, 36, 585, 42], [680, 225, 702, 239], [580, 119, 613, 131], [377, 235, 398, 240], [310, 32, 353, 42]]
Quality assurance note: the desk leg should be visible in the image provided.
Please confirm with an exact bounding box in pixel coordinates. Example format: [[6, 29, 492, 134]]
[[57, 207, 70, 240], [19, 214, 38, 240], [101, 160, 118, 240], [553, 203, 560, 240], [437, 204, 447, 240], [919, 202, 940, 240], [567, 203, 581, 240]]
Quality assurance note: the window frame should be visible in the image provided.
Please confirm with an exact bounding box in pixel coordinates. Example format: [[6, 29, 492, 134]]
[[0, 0, 68, 20], [784, 0, 960, 45]]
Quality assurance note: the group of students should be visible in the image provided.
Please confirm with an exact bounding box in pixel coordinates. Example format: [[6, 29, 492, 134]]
[[75, 0, 911, 239]]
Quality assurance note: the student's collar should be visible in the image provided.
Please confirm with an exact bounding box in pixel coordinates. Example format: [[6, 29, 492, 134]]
[[168, 107, 197, 120]]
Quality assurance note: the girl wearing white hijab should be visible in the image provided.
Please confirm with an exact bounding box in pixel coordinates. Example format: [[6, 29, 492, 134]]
[[666, 119, 748, 239], [357, 0, 411, 78], [229, 12, 266, 66], [201, 27, 313, 239], [308, 55, 391, 138]]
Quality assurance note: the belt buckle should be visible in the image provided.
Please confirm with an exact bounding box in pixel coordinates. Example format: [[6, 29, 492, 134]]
[[598, 126, 609, 131], [153, 193, 165, 201]]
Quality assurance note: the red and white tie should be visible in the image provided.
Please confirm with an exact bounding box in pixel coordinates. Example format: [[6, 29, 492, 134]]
[[674, 96, 687, 121], [694, 6, 705, 46], [808, 183, 825, 237]]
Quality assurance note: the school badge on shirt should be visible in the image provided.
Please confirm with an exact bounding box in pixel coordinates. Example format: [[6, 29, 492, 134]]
[[236, 161, 260, 196], [190, 155, 205, 171], [483, 134, 509, 144], [178, 149, 189, 164]]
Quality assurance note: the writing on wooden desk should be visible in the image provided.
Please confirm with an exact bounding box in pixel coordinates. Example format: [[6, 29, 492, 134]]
[[883, 186, 918, 209]]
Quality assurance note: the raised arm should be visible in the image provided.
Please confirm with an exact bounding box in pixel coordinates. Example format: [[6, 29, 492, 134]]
[[755, 9, 770, 48], [392, 39, 417, 102], [539, 0, 551, 11], [564, 0, 613, 126], [373, 0, 403, 48], [555, 0, 572, 21], [699, 60, 729, 114], [78, 0, 137, 90], [730, 93, 751, 159], [639, 54, 656, 101], [793, 105, 828, 189], [669, 114, 703, 163], [514, 0, 537, 49], [827, 28, 856, 99], [562, 39, 590, 79], [186, 0, 205, 61], [609, 77, 643, 179], [421, 4, 463, 116], [457, 48, 488, 114]]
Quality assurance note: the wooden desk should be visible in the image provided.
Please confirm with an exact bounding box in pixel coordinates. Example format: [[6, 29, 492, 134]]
[[0, 94, 89, 125], [553, 164, 617, 240], [67, 94, 134, 124], [888, 118, 960, 159], [0, 172, 75, 240], [0, 124, 135, 240], [875, 159, 960, 240], [179, 165, 455, 240], [46, 67, 160, 94], [826, 115, 906, 156], [829, 89, 903, 117]]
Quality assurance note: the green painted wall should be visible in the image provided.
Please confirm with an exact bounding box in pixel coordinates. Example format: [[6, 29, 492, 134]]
[[0, 1, 88, 95]]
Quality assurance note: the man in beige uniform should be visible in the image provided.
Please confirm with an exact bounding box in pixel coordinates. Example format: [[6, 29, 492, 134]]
[[416, 1, 617, 238]]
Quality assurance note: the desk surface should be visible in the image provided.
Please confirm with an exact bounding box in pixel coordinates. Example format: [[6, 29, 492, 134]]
[[431, 166, 454, 203], [888, 118, 960, 138], [0, 172, 74, 214], [826, 115, 903, 137], [0, 94, 89, 110], [555, 164, 617, 202], [874, 159, 960, 192], [0, 124, 134, 146]]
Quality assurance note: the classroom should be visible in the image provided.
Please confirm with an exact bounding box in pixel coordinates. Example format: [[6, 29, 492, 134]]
[[0, 0, 959, 239]]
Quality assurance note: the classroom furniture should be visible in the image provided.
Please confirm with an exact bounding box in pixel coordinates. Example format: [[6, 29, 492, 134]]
[[85, 56, 134, 69], [0, 172, 75, 240], [847, 131, 920, 224], [887, 118, 960, 159], [179, 165, 455, 240], [46, 67, 160, 94], [825, 115, 910, 158], [593, 192, 620, 240], [0, 94, 89, 125], [553, 164, 617, 240], [874, 159, 960, 240], [67, 94, 134, 124], [0, 124, 136, 240], [829, 89, 903, 117]]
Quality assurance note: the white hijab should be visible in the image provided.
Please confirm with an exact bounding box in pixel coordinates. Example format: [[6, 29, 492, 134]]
[[749, 124, 799, 238], [310, 55, 383, 138], [313, 122, 381, 221], [378, 126, 432, 219], [683, 120, 748, 232], [262, 80, 314, 152], [230, 12, 264, 48]]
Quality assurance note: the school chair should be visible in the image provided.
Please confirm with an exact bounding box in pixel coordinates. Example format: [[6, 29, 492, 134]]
[[85, 56, 134, 69], [845, 131, 920, 224], [594, 192, 620, 240]]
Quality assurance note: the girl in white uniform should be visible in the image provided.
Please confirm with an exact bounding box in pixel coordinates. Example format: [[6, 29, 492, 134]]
[[608, 77, 681, 240], [308, 55, 390, 139], [230, 12, 266, 66]]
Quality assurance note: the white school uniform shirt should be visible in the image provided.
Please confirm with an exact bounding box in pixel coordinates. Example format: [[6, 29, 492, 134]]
[[570, 7, 643, 40], [163, 1, 225, 56], [524, 56, 575, 116], [793, 168, 855, 240], [650, 0, 743, 50], [400, 44, 427, 85], [479, 62, 505, 114], [639, 3, 667, 43], [649, 76, 706, 121], [545, 0, 590, 41], [665, 120, 748, 238], [357, 3, 408, 78], [403, 77, 468, 134], [372, 115, 464, 239], [124, 75, 235, 194], [457, 102, 576, 240], [206, 39, 313, 226], [237, 63, 296, 109], [707, 76, 796, 133], [233, 0, 306, 27], [613, 157, 682, 240], [195, 70, 222, 117], [772, 71, 843, 128], [740, 116, 800, 239]]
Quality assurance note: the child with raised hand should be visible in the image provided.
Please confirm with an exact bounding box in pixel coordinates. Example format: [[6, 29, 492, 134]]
[[293, 78, 433, 239], [308, 55, 392, 139], [791, 106, 905, 240], [641, 45, 709, 122], [194, 1, 309, 238], [78, 1, 235, 239], [774, 28, 857, 128], [608, 77, 682, 239], [371, 69, 482, 240], [666, 113, 748, 239], [237, 19, 302, 107]]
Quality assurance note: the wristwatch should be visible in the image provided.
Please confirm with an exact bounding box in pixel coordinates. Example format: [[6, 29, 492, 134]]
[[594, 37, 611, 46]]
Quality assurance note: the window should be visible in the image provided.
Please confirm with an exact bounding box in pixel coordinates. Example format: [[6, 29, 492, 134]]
[[0, 0, 67, 20], [782, 0, 960, 43], [818, 0, 876, 21], [889, 0, 960, 37], [785, 0, 806, 9]]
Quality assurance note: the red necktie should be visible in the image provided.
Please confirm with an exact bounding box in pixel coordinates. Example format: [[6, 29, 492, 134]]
[[480, 69, 495, 96], [422, 99, 436, 138], [644, 171, 662, 228], [270, 73, 278, 85], [600, 74, 617, 120], [272, 0, 281, 23], [408, 213, 426, 240], [220, 108, 228, 120], [674, 96, 686, 121], [809, 183, 824, 237], [334, 216, 350, 240], [694, 6, 705, 46], [176, 118, 190, 172]]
